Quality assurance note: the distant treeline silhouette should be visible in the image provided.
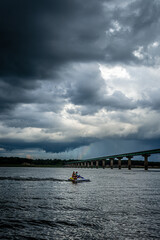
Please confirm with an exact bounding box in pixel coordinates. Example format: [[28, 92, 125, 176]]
[[0, 157, 74, 166], [0, 157, 160, 167]]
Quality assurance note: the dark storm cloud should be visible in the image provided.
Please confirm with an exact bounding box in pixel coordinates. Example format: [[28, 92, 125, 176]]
[[0, 136, 98, 153], [105, 0, 160, 64], [1, 0, 160, 156], [137, 87, 160, 111], [65, 70, 136, 114], [69, 87, 136, 113], [1, 0, 160, 82], [0, 0, 108, 114], [0, 0, 107, 80], [0, 79, 40, 112], [0, 0, 160, 89]]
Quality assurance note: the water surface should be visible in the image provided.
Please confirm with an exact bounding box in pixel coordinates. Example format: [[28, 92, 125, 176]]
[[0, 167, 160, 239]]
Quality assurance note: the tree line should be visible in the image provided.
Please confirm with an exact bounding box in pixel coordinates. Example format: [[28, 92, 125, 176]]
[[0, 156, 160, 167], [0, 156, 75, 166]]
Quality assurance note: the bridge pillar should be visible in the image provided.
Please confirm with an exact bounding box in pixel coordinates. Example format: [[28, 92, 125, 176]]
[[110, 158, 114, 169], [96, 160, 99, 168], [91, 161, 94, 168], [84, 162, 87, 168], [81, 162, 83, 168], [87, 162, 90, 168], [102, 159, 106, 169], [78, 163, 80, 168], [143, 154, 150, 170], [117, 157, 122, 169], [127, 156, 132, 170]]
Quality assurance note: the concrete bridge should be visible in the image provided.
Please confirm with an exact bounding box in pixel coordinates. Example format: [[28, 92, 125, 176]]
[[66, 149, 160, 170]]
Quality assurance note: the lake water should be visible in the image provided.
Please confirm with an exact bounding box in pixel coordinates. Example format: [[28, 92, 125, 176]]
[[0, 167, 160, 240]]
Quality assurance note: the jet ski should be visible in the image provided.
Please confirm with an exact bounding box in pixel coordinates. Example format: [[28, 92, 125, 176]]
[[68, 175, 90, 183]]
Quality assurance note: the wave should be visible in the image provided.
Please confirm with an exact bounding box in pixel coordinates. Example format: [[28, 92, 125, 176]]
[[0, 177, 68, 182]]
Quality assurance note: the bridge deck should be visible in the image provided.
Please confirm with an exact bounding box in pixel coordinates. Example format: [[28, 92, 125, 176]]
[[73, 148, 160, 163]]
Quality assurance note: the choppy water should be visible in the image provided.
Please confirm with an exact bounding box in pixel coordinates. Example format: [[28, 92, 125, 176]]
[[0, 167, 160, 240]]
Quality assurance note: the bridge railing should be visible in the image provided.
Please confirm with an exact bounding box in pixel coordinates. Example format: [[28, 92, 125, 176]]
[[65, 149, 160, 170]]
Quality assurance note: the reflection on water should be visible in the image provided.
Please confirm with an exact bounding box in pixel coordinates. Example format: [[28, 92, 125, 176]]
[[0, 167, 160, 239]]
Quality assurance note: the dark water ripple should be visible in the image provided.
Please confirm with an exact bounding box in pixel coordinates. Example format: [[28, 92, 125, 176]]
[[0, 167, 160, 239], [0, 177, 67, 181]]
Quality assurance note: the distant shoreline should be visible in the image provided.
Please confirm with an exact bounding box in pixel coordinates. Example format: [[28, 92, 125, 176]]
[[0, 164, 63, 167], [0, 164, 160, 168], [0, 156, 160, 168]]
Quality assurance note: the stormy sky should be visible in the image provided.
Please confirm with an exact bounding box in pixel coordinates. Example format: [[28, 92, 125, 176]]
[[0, 0, 160, 160]]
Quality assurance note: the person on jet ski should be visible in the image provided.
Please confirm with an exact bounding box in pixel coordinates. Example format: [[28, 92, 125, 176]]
[[72, 171, 77, 180]]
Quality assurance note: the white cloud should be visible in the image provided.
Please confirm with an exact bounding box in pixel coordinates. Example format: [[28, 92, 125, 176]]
[[0, 148, 5, 151], [99, 63, 160, 102], [152, 41, 159, 48], [109, 21, 121, 33], [133, 46, 144, 59], [99, 64, 130, 80]]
